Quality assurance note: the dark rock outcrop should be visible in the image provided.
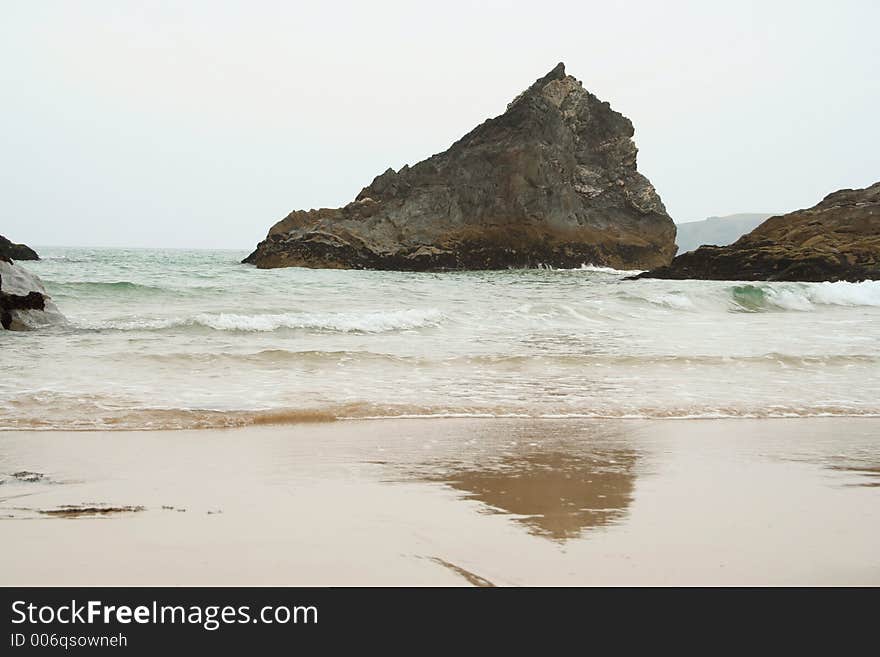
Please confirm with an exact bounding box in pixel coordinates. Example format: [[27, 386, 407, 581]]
[[0, 256, 63, 330], [636, 182, 880, 282], [0, 235, 39, 261], [244, 63, 676, 271], [0, 289, 45, 330], [0, 257, 45, 329]]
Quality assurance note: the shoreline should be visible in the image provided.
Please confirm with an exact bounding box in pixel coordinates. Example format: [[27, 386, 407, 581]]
[[3, 417, 879, 586], [5, 411, 880, 433]]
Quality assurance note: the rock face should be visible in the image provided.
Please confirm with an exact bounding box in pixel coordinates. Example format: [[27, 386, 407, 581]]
[[0, 257, 64, 330], [244, 63, 676, 271], [0, 235, 39, 261], [675, 213, 772, 253], [637, 182, 880, 282]]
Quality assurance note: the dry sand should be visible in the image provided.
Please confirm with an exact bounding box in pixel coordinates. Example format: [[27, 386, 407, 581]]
[[2, 418, 879, 586]]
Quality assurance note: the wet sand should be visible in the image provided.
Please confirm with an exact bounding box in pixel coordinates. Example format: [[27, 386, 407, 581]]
[[2, 418, 879, 586]]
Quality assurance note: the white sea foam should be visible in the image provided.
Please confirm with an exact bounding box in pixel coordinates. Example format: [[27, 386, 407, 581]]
[[76, 308, 444, 333], [194, 308, 443, 332], [731, 280, 880, 312], [651, 293, 696, 310], [802, 280, 880, 307], [759, 287, 816, 311], [578, 263, 645, 274]]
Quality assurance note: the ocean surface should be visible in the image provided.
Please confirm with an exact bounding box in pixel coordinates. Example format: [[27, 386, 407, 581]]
[[2, 247, 880, 430]]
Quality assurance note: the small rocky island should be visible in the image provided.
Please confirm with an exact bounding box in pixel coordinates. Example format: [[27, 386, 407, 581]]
[[245, 63, 676, 271], [0, 234, 39, 261], [637, 182, 880, 282]]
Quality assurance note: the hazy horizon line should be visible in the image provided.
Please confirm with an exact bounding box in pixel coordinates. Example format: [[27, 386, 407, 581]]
[[16, 211, 791, 252]]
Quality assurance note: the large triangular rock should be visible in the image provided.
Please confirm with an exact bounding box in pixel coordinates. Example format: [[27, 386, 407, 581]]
[[244, 63, 676, 271]]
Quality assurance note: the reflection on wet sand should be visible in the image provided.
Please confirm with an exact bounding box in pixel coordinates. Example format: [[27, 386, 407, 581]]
[[407, 424, 639, 541], [440, 451, 636, 540], [784, 448, 880, 489]]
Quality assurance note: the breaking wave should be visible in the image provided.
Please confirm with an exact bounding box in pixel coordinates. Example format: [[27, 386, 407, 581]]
[[577, 263, 645, 274], [730, 281, 880, 312], [622, 280, 880, 313], [74, 308, 444, 333], [49, 280, 167, 295], [133, 349, 880, 368]]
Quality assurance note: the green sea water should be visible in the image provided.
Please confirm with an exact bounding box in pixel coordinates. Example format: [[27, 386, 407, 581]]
[[2, 247, 880, 429]]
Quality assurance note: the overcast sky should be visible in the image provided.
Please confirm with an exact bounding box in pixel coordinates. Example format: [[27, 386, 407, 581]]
[[2, 0, 878, 249]]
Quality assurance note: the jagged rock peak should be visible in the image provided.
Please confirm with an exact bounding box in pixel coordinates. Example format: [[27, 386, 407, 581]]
[[244, 63, 676, 271]]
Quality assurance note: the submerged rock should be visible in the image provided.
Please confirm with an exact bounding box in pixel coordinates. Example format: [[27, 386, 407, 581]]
[[0, 257, 65, 330], [0, 235, 39, 261], [11, 471, 46, 482], [39, 505, 145, 518], [636, 182, 880, 282], [244, 63, 676, 271]]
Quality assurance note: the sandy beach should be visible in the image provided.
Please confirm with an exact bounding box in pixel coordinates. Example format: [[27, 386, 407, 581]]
[[2, 418, 878, 586]]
